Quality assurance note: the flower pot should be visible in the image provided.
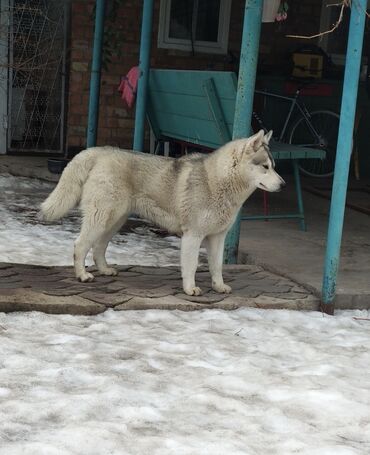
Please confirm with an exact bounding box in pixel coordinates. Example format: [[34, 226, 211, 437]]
[[47, 158, 69, 174], [262, 0, 280, 23]]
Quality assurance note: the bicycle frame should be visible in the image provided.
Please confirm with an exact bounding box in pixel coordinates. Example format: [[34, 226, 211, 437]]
[[254, 89, 322, 145]]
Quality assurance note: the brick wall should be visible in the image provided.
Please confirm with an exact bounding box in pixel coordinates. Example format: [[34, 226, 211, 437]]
[[66, 0, 323, 153], [67, 0, 92, 150]]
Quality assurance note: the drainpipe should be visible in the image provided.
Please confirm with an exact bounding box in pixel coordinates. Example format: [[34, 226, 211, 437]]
[[321, 0, 367, 314], [133, 0, 154, 152], [86, 0, 105, 148], [224, 0, 263, 264]]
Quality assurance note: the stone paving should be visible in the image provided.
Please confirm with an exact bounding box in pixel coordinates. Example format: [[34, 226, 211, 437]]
[[0, 263, 319, 314]]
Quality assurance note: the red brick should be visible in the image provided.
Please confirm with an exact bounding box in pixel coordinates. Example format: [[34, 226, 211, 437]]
[[67, 135, 84, 147], [71, 103, 88, 115], [98, 127, 112, 139], [68, 114, 87, 126], [70, 72, 83, 83], [69, 93, 83, 105], [106, 117, 118, 128]]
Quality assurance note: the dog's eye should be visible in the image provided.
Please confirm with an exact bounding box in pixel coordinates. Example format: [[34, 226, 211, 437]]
[[262, 164, 269, 170]]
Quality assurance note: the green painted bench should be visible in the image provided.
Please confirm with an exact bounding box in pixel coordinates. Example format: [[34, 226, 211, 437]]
[[147, 69, 326, 230]]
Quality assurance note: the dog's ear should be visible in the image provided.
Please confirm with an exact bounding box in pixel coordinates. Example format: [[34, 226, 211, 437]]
[[248, 130, 265, 151], [264, 130, 273, 144]]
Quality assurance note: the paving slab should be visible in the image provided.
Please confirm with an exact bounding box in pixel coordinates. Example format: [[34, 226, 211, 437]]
[[0, 263, 319, 315], [0, 289, 105, 315]]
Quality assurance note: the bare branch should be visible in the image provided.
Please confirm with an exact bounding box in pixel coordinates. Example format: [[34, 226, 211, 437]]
[[286, 0, 348, 40]]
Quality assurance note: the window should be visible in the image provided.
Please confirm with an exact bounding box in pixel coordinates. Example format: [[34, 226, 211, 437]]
[[158, 0, 232, 54], [319, 0, 370, 65]]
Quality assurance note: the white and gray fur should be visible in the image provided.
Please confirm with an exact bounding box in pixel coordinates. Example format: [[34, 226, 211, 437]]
[[40, 130, 285, 296]]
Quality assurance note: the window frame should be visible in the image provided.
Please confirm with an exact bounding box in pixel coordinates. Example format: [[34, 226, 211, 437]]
[[319, 0, 370, 65], [158, 0, 232, 55]]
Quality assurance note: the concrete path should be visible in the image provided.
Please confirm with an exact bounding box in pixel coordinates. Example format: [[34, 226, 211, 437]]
[[0, 263, 319, 315], [0, 156, 59, 182], [239, 187, 370, 309]]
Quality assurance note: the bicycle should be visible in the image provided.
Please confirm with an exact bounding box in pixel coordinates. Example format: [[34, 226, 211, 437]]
[[252, 83, 340, 178]]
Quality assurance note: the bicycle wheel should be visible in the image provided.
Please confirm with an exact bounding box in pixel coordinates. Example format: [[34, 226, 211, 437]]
[[289, 110, 340, 178]]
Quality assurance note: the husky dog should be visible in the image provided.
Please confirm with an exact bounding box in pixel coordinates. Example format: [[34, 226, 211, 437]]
[[40, 130, 285, 296]]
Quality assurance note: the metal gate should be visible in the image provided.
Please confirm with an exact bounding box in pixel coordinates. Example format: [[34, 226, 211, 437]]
[[3, 0, 67, 154]]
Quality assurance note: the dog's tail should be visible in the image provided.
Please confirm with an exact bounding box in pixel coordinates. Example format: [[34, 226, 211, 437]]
[[40, 149, 98, 221]]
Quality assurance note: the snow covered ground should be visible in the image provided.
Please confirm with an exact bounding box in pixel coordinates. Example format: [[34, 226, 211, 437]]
[[0, 174, 184, 267], [0, 308, 369, 455], [1, 174, 370, 454]]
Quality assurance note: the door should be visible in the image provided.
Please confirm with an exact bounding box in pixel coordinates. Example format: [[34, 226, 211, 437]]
[[7, 0, 68, 154], [0, 0, 9, 154]]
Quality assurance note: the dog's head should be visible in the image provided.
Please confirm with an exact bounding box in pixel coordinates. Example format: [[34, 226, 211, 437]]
[[237, 130, 286, 192]]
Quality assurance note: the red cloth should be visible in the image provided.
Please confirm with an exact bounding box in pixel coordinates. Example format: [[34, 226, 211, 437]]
[[118, 66, 140, 109]]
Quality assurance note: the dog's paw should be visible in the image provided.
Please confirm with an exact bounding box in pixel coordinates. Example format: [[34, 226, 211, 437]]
[[212, 283, 232, 294], [184, 286, 203, 296], [78, 272, 95, 282], [99, 267, 118, 276]]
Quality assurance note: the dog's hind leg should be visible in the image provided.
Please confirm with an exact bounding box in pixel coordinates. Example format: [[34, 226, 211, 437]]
[[205, 230, 232, 294], [74, 226, 100, 282], [92, 215, 128, 276], [181, 232, 203, 296], [74, 204, 129, 282]]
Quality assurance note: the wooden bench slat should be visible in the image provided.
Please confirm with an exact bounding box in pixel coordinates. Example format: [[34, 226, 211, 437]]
[[271, 150, 325, 160], [270, 141, 326, 160], [152, 113, 231, 148], [203, 78, 232, 143], [148, 91, 236, 123], [149, 69, 238, 99]]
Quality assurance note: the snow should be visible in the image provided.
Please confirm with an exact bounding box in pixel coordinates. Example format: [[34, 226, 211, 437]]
[[0, 308, 369, 454], [0, 174, 184, 267]]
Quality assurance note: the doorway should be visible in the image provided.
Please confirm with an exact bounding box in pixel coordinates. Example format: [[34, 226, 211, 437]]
[[0, 0, 68, 154]]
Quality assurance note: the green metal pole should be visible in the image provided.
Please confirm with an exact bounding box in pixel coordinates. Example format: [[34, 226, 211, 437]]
[[321, 0, 366, 314], [87, 0, 105, 148], [224, 0, 263, 264], [133, 0, 154, 151]]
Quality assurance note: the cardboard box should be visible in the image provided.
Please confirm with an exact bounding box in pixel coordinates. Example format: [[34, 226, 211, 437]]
[[292, 53, 323, 78]]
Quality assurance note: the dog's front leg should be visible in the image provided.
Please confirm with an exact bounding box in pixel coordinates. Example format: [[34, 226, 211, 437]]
[[181, 232, 203, 296], [206, 231, 232, 294]]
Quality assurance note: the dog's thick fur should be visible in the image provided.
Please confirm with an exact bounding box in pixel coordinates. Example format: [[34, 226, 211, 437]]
[[40, 130, 285, 295]]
